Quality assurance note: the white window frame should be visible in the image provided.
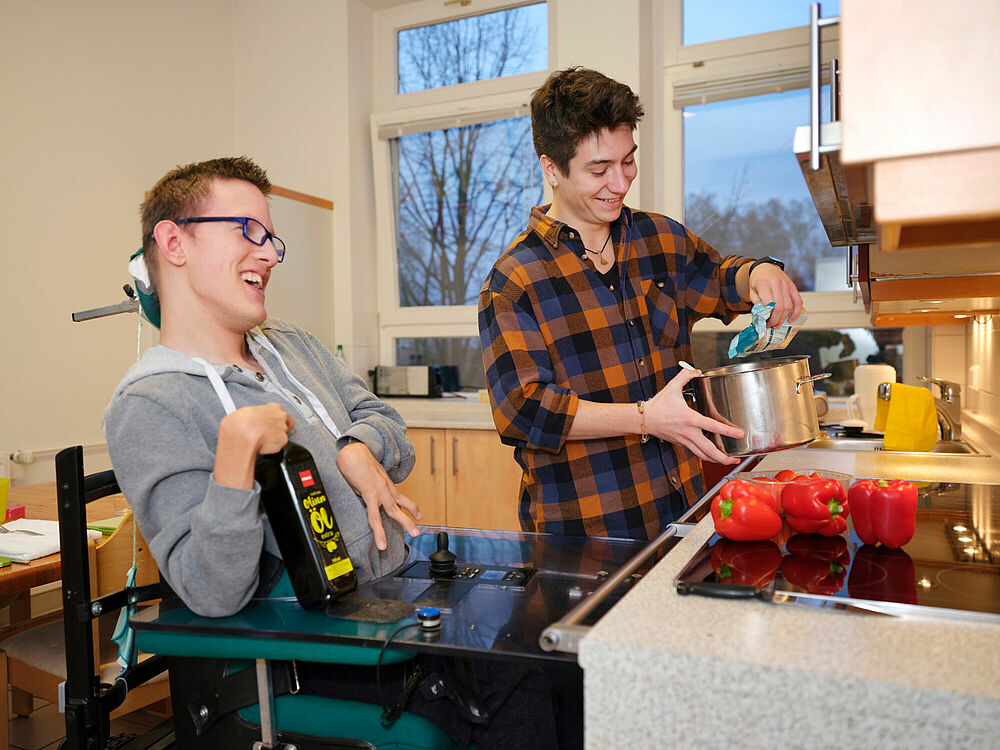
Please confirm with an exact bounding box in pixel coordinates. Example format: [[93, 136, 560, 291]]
[[659, 1, 869, 334], [371, 0, 552, 365]]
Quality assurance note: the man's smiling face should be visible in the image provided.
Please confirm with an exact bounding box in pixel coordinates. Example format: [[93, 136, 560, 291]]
[[545, 124, 638, 232], [179, 178, 280, 335]]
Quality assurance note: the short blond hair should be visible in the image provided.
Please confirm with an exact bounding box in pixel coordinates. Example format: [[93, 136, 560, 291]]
[[139, 156, 271, 290]]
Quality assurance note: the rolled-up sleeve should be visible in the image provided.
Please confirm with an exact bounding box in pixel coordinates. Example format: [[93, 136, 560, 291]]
[[479, 283, 578, 454], [684, 231, 753, 324]]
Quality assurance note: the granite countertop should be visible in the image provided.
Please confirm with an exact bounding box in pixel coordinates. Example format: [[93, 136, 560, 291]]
[[579, 415, 1000, 749], [382, 394, 496, 430]]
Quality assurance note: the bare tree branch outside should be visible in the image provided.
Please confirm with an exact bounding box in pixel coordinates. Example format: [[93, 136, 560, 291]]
[[391, 4, 547, 387]]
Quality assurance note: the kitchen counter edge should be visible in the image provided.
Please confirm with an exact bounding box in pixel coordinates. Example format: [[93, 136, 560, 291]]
[[579, 418, 1000, 748]]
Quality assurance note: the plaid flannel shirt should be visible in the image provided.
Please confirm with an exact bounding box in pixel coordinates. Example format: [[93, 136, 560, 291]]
[[479, 205, 751, 540]]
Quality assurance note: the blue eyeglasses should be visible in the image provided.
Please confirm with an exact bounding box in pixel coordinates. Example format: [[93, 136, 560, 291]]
[[175, 216, 286, 262]]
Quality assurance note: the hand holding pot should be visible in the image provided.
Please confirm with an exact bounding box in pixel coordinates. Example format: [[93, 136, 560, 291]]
[[646, 367, 745, 465], [686, 356, 829, 456]]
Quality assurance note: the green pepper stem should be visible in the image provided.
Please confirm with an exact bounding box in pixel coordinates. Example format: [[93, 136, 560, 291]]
[[828, 501, 843, 517], [720, 499, 733, 520]]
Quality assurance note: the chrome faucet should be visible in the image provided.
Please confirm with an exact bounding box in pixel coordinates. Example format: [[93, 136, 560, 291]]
[[918, 376, 962, 441]]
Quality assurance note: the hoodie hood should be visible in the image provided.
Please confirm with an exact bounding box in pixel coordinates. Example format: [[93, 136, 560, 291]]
[[110, 345, 211, 400], [108, 323, 284, 400]]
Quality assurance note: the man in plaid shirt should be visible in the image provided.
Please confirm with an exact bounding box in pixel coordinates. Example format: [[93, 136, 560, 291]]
[[479, 68, 804, 541]]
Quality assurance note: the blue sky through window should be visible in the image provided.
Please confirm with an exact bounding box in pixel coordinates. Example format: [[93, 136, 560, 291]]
[[684, 87, 830, 204], [398, 2, 547, 94], [684, 0, 840, 46]]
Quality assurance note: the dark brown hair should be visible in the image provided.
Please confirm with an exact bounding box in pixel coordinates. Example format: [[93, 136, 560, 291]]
[[139, 156, 271, 289], [530, 67, 645, 175]]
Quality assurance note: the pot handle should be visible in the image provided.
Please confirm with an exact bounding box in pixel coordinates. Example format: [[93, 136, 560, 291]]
[[682, 386, 699, 410], [795, 372, 831, 394]]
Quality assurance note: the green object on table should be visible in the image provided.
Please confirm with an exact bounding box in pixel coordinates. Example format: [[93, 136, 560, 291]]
[[87, 516, 126, 536], [0, 556, 11, 568]]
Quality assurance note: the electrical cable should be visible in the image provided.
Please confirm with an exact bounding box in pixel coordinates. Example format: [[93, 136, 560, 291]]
[[376, 621, 422, 725]]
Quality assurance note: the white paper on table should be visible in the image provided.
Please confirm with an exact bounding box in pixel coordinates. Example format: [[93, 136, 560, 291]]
[[0, 519, 102, 563]]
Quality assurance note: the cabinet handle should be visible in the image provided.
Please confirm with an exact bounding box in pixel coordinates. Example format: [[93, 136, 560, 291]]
[[452, 436, 458, 475], [429, 435, 435, 475], [830, 57, 840, 121], [847, 245, 861, 303], [809, 2, 840, 170]]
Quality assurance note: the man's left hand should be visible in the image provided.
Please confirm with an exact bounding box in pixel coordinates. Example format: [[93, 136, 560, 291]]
[[336, 440, 422, 550], [744, 263, 804, 329]]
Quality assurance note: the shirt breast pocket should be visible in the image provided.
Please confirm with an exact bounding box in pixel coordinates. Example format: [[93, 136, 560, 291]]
[[640, 276, 680, 349]]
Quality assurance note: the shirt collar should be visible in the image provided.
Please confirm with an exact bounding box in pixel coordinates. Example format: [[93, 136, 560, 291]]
[[529, 204, 633, 250]]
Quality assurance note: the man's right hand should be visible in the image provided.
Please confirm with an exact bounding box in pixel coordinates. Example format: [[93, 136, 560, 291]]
[[644, 368, 743, 465], [214, 403, 295, 489]]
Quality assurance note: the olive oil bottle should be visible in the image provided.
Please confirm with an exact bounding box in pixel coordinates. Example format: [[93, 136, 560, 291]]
[[257, 442, 357, 608]]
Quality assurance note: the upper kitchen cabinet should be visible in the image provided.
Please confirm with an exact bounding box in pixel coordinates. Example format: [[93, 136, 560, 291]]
[[840, 0, 1000, 251]]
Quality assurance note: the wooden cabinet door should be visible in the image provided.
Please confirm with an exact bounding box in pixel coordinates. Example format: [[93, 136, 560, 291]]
[[445, 429, 522, 531], [841, 0, 1000, 163], [395, 428, 447, 526]]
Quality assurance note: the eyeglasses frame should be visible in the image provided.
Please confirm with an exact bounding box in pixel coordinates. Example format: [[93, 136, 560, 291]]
[[174, 216, 286, 262]]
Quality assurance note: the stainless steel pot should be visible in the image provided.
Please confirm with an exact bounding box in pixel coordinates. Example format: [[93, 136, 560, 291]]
[[685, 355, 831, 456]]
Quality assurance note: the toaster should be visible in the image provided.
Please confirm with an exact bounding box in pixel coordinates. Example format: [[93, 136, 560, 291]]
[[371, 365, 443, 397]]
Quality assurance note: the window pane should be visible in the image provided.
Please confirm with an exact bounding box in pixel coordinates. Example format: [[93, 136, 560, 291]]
[[683, 0, 840, 46], [683, 88, 843, 293], [395, 337, 486, 391], [394, 116, 543, 307], [397, 2, 547, 94], [691, 328, 904, 397]]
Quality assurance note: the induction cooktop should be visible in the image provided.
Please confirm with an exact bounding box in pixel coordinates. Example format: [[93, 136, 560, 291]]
[[676, 480, 1000, 623]]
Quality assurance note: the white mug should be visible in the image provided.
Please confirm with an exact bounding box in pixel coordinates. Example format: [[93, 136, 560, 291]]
[[846, 363, 897, 432]]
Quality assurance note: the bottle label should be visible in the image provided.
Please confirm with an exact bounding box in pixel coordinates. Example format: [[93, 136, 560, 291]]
[[293, 468, 355, 583]]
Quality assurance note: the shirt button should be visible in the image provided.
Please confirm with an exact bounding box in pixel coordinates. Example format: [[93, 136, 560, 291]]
[[657, 282, 664, 288], [629, 320, 634, 326], [255, 372, 265, 382], [639, 359, 645, 366], [232, 365, 243, 373], [670, 475, 681, 488], [609, 284, 615, 290], [568, 231, 576, 239], [581, 253, 587, 260], [293, 396, 302, 404]]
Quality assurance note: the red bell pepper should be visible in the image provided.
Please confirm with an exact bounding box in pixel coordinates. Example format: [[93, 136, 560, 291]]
[[847, 544, 918, 604], [768, 519, 796, 548], [781, 477, 849, 536], [711, 480, 782, 541], [711, 539, 782, 589], [780, 533, 850, 595], [848, 479, 918, 548]]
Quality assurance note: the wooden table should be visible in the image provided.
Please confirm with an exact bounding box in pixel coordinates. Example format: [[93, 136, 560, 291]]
[[0, 482, 118, 626]]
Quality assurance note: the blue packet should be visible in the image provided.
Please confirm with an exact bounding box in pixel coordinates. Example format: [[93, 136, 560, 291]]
[[728, 302, 807, 358]]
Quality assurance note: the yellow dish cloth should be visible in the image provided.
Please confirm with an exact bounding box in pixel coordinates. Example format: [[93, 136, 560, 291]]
[[874, 383, 938, 452]]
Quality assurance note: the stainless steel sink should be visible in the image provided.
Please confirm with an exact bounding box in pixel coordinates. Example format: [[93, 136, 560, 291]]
[[806, 437, 985, 456]]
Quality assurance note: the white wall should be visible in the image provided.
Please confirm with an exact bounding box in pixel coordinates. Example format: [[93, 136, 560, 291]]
[[966, 318, 999, 425], [0, 0, 355, 485], [0, 1, 236, 484]]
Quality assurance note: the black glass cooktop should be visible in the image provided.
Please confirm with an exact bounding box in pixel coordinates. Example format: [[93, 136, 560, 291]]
[[133, 526, 680, 662], [676, 481, 1000, 622]]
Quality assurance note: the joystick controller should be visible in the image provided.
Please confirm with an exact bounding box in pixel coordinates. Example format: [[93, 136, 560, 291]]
[[429, 531, 457, 579]]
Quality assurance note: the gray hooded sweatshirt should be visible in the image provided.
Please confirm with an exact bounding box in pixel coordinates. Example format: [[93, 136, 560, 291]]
[[102, 318, 414, 617]]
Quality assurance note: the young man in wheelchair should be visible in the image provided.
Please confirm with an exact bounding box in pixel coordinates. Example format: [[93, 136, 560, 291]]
[[103, 157, 580, 749]]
